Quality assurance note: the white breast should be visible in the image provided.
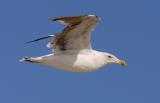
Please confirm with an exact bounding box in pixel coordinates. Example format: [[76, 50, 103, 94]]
[[42, 50, 108, 72]]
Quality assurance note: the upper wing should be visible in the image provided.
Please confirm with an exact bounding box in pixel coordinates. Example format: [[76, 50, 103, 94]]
[[48, 15, 100, 53], [50, 15, 85, 26]]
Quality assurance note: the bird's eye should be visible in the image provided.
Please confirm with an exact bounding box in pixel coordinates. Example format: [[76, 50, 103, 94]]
[[108, 56, 112, 58]]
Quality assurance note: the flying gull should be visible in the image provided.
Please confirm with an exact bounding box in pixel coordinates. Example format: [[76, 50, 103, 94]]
[[20, 15, 127, 72]]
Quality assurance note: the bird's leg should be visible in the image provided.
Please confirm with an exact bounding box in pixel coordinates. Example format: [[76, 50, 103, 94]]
[[20, 56, 42, 63]]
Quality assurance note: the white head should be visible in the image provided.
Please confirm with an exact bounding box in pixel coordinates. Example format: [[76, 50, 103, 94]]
[[104, 52, 127, 66]]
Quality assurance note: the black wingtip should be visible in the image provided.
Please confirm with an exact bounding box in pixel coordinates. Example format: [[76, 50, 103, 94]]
[[48, 17, 57, 21], [25, 35, 54, 44]]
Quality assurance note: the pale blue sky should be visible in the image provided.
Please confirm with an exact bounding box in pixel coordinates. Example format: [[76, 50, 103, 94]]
[[0, 0, 160, 103]]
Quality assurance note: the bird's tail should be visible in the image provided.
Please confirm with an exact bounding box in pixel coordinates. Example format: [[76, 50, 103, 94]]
[[25, 35, 55, 44]]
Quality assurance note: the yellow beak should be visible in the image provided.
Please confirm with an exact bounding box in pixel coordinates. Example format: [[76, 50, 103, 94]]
[[116, 60, 127, 66]]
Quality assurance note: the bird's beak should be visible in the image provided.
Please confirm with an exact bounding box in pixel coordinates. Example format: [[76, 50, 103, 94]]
[[116, 60, 127, 66]]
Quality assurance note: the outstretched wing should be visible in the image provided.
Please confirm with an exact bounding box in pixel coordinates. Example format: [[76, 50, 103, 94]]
[[48, 15, 100, 53]]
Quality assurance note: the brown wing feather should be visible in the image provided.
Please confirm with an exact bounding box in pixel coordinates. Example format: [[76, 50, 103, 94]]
[[48, 16, 85, 49], [47, 23, 81, 50], [47, 15, 100, 52], [50, 15, 85, 25]]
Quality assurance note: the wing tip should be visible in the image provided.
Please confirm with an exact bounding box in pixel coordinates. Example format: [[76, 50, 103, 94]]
[[48, 17, 56, 21], [19, 58, 25, 62], [19, 57, 28, 62], [25, 35, 54, 44]]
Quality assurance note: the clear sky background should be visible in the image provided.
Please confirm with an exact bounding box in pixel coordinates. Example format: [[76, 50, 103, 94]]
[[0, 0, 160, 103]]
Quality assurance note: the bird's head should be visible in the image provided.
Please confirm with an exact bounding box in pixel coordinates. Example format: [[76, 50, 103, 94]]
[[104, 53, 127, 66]]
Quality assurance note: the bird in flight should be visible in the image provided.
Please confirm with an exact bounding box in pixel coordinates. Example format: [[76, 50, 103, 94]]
[[20, 15, 127, 72]]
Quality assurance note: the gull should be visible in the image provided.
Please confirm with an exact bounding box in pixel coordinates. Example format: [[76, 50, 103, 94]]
[[20, 15, 127, 72]]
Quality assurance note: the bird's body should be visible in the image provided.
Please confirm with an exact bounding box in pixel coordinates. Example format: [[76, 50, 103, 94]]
[[21, 15, 127, 72], [27, 50, 111, 72]]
